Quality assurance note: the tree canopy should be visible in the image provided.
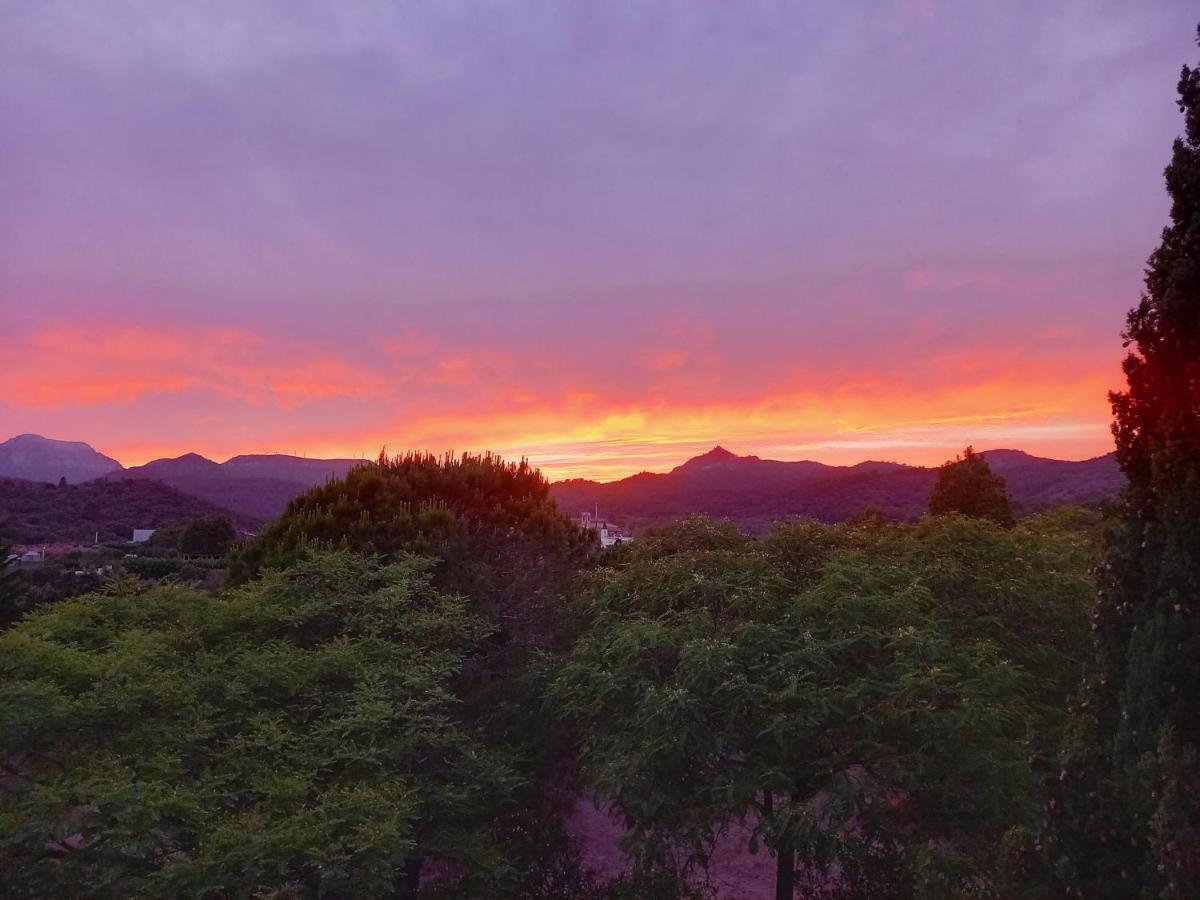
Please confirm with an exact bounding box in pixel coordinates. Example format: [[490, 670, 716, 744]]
[[178, 515, 237, 557], [0, 551, 520, 898], [230, 451, 593, 658], [927, 446, 1014, 526], [0, 534, 28, 629], [224, 452, 600, 890], [0, 477, 258, 544], [551, 515, 1093, 897]]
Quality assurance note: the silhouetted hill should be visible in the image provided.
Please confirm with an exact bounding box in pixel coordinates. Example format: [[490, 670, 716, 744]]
[[0, 434, 122, 484], [222, 454, 360, 485], [109, 453, 365, 520], [1, 433, 1124, 530], [977, 449, 1123, 508], [550, 447, 1123, 532], [0, 477, 259, 544]]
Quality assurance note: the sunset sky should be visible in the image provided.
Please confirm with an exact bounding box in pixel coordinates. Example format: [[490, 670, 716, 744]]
[[1, 1, 1195, 481]]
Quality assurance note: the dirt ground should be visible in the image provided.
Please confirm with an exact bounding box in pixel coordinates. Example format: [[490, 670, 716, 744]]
[[567, 794, 779, 899]]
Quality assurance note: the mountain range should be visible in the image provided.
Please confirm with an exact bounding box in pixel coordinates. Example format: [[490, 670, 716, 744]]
[[0, 435, 1124, 532], [0, 436, 364, 522], [549, 445, 1124, 532], [104, 451, 364, 520]]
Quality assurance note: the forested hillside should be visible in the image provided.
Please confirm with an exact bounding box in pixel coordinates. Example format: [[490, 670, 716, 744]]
[[0, 477, 258, 543], [106, 452, 362, 520]]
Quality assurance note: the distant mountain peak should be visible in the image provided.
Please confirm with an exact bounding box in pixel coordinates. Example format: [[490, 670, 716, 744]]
[[682, 445, 756, 465], [0, 433, 123, 484], [549, 444, 1124, 531], [147, 452, 221, 471], [673, 446, 743, 473], [978, 448, 1034, 460], [9, 433, 94, 449]]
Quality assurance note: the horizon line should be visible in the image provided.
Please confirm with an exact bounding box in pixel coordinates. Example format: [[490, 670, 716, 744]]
[[3, 433, 1118, 486]]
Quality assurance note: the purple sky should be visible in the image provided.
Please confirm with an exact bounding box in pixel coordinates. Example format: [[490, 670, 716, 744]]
[[1, 1, 1195, 479]]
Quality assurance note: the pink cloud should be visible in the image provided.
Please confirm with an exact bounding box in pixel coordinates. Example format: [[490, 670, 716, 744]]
[[903, 265, 1007, 293], [2, 324, 382, 409]]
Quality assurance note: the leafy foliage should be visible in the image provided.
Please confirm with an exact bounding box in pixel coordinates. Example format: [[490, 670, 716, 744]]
[[0, 533, 28, 629], [0, 476, 257, 544], [928, 446, 1014, 526], [552, 515, 1094, 897], [227, 452, 599, 889], [0, 551, 520, 898], [178, 515, 237, 557], [231, 451, 594, 657]]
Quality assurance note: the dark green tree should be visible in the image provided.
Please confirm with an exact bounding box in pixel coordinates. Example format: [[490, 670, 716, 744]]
[[227, 452, 597, 887], [0, 533, 29, 629], [231, 451, 593, 658], [928, 446, 1014, 526], [0, 551, 520, 897], [178, 515, 237, 557], [1066, 26, 1200, 898]]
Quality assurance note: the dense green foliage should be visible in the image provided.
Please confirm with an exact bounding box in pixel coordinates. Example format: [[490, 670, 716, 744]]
[[178, 515, 237, 557], [552, 515, 1095, 897], [232, 451, 593, 657], [1050, 29, 1200, 898], [928, 446, 1014, 526], [2, 534, 232, 632], [228, 452, 600, 890], [0, 477, 257, 544], [0, 446, 1111, 896], [0, 535, 28, 628], [0, 551, 523, 898]]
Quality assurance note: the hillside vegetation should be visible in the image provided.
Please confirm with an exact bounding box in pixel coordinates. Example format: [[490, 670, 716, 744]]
[[0, 477, 258, 543]]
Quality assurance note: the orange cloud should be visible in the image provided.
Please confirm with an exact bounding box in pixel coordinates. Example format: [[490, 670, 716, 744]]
[[248, 352, 1119, 480], [2, 324, 382, 409], [647, 349, 689, 371], [3, 320, 1122, 481]]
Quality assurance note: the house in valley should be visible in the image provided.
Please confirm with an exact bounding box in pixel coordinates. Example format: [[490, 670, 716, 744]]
[[578, 510, 632, 548]]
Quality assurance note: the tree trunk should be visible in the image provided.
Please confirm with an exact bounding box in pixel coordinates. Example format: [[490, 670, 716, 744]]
[[763, 789, 794, 900], [775, 836, 795, 900], [403, 853, 422, 894]]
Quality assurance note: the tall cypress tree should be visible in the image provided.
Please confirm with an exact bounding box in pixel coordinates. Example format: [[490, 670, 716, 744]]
[[1094, 24, 1200, 894]]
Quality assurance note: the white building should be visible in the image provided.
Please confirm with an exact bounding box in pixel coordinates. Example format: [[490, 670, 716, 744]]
[[578, 511, 632, 549], [132, 528, 156, 543]]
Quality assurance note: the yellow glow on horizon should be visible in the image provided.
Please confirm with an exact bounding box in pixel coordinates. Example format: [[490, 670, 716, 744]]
[[8, 322, 1124, 483]]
